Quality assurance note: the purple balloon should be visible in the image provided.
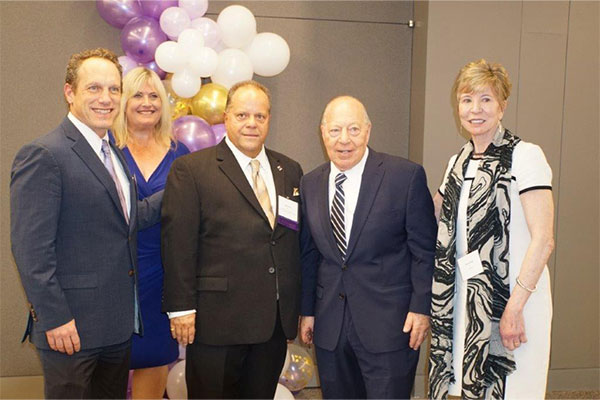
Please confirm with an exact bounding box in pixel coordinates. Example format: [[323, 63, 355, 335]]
[[97, 0, 142, 29], [142, 60, 167, 79], [173, 116, 216, 152], [118, 55, 138, 76], [211, 123, 226, 144], [120, 16, 167, 64], [140, 0, 178, 19]]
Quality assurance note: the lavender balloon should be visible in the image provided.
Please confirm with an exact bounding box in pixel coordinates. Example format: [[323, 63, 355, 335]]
[[211, 123, 226, 144], [143, 60, 167, 79], [97, 0, 142, 29], [173, 116, 216, 152], [118, 55, 139, 76], [140, 0, 178, 19], [120, 16, 167, 63]]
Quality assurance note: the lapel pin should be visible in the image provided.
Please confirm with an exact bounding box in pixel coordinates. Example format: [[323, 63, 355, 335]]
[[277, 165, 283, 171], [293, 187, 299, 196]]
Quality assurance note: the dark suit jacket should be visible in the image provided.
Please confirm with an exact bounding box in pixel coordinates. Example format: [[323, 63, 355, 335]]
[[10, 117, 162, 350], [161, 140, 303, 345], [300, 148, 436, 353]]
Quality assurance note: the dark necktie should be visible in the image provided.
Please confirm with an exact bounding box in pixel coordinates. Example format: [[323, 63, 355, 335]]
[[101, 140, 129, 224], [331, 173, 348, 259]]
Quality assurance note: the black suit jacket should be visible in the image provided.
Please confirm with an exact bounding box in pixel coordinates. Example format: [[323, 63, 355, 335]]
[[300, 149, 437, 353], [10, 117, 162, 350], [161, 140, 303, 345]]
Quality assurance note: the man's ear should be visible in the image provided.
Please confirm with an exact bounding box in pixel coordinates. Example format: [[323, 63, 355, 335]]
[[64, 83, 75, 106]]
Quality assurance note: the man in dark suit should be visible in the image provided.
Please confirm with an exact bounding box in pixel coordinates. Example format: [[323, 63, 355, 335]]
[[161, 80, 303, 399], [10, 48, 162, 399], [300, 96, 437, 399]]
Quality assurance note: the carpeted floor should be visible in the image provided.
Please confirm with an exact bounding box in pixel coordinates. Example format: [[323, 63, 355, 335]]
[[295, 388, 600, 399]]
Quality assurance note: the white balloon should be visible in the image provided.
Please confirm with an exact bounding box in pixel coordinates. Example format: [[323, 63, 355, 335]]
[[155, 41, 186, 73], [171, 68, 202, 98], [191, 17, 222, 49], [211, 49, 254, 89], [178, 28, 205, 54], [274, 383, 294, 400], [160, 7, 191, 38], [245, 32, 291, 77], [166, 361, 188, 400], [217, 5, 257, 49], [188, 47, 219, 77], [179, 0, 208, 19]]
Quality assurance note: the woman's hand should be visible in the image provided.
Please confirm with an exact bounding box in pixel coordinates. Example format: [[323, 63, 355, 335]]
[[499, 304, 527, 350]]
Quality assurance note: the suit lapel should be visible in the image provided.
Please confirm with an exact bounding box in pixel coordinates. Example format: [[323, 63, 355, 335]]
[[345, 150, 384, 260], [317, 163, 340, 260], [64, 118, 129, 225], [267, 150, 285, 237], [216, 141, 270, 226]]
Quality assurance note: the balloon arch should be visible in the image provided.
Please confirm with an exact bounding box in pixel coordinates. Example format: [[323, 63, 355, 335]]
[[97, 0, 291, 151]]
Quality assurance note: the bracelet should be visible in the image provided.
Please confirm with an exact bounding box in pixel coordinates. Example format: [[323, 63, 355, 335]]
[[516, 277, 537, 293]]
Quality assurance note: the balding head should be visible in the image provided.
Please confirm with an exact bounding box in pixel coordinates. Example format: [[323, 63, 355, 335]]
[[321, 96, 370, 127], [320, 96, 371, 171]]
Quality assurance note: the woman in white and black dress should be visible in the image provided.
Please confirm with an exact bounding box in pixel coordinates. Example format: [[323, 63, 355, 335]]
[[428, 59, 555, 400]]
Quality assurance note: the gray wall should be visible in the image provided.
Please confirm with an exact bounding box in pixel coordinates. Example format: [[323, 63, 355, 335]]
[[414, 0, 599, 391], [0, 0, 413, 381]]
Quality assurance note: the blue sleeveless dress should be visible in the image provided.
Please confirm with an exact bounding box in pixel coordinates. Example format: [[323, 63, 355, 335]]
[[125, 142, 190, 368]]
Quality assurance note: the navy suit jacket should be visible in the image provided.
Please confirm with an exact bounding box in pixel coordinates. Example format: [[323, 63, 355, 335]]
[[300, 148, 436, 353], [10, 117, 162, 350]]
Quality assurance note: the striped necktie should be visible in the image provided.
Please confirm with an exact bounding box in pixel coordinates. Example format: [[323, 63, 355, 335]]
[[101, 140, 129, 224], [331, 173, 348, 259], [250, 159, 275, 229]]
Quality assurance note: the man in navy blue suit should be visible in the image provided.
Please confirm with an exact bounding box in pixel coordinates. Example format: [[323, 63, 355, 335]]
[[10, 48, 162, 398], [300, 96, 437, 399]]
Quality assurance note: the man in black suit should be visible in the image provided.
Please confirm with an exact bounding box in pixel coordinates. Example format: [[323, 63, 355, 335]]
[[10, 48, 162, 398], [300, 96, 437, 398], [161, 80, 303, 399]]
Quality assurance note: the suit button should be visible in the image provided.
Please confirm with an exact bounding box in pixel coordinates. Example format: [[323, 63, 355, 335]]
[[268, 267, 275, 274], [271, 240, 276, 246], [128, 269, 134, 277], [338, 293, 345, 300], [341, 264, 348, 270]]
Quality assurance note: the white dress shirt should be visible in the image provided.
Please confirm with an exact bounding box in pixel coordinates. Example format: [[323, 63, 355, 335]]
[[168, 136, 278, 319], [328, 148, 369, 244], [68, 112, 131, 218]]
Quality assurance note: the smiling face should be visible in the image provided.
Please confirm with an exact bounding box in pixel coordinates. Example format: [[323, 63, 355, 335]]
[[64, 57, 121, 138], [321, 97, 371, 171], [224, 85, 270, 158], [125, 80, 162, 132], [458, 86, 505, 142]]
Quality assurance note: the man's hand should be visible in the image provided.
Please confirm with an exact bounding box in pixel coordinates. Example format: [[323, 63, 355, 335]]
[[499, 304, 527, 351], [170, 313, 196, 345], [300, 316, 315, 345], [402, 312, 430, 350], [45, 319, 80, 355]]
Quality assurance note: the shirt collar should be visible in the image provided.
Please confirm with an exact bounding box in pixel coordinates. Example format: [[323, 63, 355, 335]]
[[225, 135, 270, 171], [330, 147, 370, 179], [68, 112, 108, 156]]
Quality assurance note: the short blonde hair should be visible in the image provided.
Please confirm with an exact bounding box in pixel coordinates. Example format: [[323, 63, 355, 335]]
[[453, 59, 512, 106], [112, 67, 173, 148]]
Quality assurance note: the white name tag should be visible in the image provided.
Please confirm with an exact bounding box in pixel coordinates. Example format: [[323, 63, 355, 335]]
[[457, 251, 484, 281], [277, 195, 299, 230]]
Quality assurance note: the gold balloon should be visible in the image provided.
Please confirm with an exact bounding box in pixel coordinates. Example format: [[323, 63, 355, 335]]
[[190, 83, 228, 125]]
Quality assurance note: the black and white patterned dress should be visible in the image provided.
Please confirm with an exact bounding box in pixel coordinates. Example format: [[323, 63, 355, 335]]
[[438, 141, 553, 399]]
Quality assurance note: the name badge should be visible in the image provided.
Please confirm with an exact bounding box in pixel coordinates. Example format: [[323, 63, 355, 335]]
[[457, 251, 484, 281], [276, 195, 299, 231]]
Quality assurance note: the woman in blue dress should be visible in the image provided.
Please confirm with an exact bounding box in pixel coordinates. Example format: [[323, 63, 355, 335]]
[[113, 67, 189, 399]]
